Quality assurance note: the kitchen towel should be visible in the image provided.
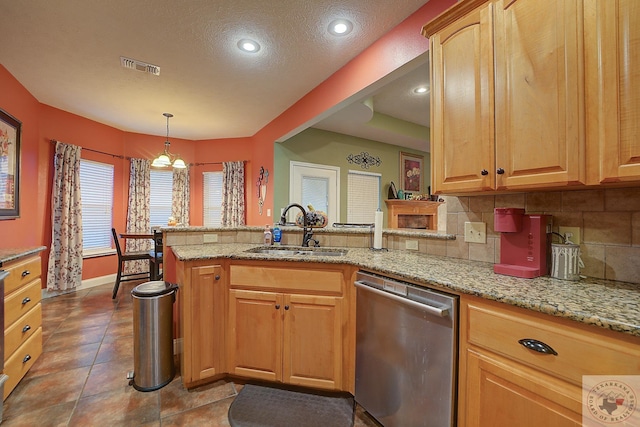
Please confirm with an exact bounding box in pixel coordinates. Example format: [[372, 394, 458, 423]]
[[373, 210, 383, 249]]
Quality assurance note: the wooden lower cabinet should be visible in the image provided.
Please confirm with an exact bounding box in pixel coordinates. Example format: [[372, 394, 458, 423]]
[[3, 254, 43, 400], [228, 289, 342, 390], [177, 258, 355, 392], [458, 295, 640, 426], [178, 261, 225, 387], [465, 350, 581, 427], [227, 262, 353, 392]]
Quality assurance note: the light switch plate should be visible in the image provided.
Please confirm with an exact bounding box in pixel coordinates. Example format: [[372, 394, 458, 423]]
[[558, 226, 581, 245], [203, 233, 218, 243], [464, 222, 486, 244]]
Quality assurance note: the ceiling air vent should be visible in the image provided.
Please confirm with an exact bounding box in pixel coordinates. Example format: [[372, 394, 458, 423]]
[[120, 56, 160, 76]]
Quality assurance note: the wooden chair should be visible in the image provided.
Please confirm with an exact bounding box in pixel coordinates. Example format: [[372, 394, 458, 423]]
[[111, 228, 151, 299], [149, 229, 163, 281]]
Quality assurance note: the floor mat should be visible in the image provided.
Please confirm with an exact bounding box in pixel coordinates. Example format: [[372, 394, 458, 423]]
[[228, 383, 355, 427]]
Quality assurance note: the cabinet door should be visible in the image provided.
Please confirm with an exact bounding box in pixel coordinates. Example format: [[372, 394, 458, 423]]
[[464, 350, 581, 427], [586, 0, 640, 184], [188, 265, 224, 383], [282, 294, 342, 390], [430, 4, 495, 193], [228, 289, 282, 382], [493, 0, 585, 189]]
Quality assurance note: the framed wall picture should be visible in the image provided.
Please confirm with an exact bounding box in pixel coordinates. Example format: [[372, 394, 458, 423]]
[[399, 152, 423, 193], [0, 108, 21, 219]]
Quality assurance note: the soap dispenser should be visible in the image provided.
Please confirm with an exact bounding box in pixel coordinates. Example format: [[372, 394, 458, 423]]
[[264, 225, 273, 245]]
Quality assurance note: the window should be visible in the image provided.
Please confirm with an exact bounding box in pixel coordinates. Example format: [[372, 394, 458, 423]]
[[150, 169, 173, 227], [347, 170, 381, 223], [203, 171, 223, 226], [79, 159, 114, 257]]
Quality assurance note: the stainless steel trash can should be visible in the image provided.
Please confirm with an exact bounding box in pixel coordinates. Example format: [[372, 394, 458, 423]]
[[130, 281, 178, 392]]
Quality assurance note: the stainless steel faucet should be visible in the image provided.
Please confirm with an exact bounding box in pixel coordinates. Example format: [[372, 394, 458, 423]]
[[280, 203, 317, 247]]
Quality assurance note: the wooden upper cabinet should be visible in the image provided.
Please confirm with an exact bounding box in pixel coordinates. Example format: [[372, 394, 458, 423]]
[[425, 0, 587, 194], [429, 3, 495, 193], [586, 0, 640, 184], [493, 0, 585, 190]]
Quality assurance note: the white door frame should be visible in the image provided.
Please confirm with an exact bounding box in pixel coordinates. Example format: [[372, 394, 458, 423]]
[[289, 161, 340, 225]]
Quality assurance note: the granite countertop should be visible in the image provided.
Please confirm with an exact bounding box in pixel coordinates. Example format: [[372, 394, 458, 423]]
[[0, 246, 47, 266], [171, 243, 640, 337]]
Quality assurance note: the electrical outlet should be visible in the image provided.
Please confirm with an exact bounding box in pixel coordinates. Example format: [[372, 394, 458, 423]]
[[558, 226, 580, 245], [405, 240, 419, 251], [203, 233, 218, 243], [464, 222, 486, 243]]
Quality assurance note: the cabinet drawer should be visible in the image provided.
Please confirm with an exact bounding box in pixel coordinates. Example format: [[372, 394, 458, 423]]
[[464, 300, 640, 385], [3, 256, 41, 296], [5, 279, 42, 328], [4, 303, 42, 361], [3, 327, 42, 400], [230, 265, 343, 294]]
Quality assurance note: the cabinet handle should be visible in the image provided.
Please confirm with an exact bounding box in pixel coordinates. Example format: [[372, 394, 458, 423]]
[[23, 354, 31, 364], [518, 338, 558, 355], [22, 270, 31, 277], [275, 304, 280, 310], [22, 325, 31, 333], [497, 168, 505, 175], [214, 275, 220, 280], [22, 297, 31, 305], [481, 169, 489, 176], [284, 305, 290, 310]]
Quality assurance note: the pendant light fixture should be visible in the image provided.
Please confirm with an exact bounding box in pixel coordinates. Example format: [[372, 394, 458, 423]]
[[151, 112, 186, 168]]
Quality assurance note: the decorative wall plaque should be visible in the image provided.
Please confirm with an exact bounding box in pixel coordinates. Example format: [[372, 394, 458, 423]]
[[346, 152, 381, 169]]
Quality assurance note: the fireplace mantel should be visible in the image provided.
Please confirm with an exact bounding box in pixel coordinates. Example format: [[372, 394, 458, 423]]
[[385, 200, 443, 230]]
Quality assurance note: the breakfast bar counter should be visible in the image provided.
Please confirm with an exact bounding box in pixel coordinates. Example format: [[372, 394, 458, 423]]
[[170, 243, 640, 337]]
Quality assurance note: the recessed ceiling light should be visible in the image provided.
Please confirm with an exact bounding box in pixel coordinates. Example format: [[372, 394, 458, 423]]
[[414, 86, 429, 94], [237, 39, 261, 53], [328, 19, 353, 36]]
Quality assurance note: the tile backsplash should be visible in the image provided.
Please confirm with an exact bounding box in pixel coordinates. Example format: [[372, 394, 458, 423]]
[[441, 187, 640, 284]]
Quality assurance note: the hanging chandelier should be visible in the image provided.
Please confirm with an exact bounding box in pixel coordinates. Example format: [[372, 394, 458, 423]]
[[151, 112, 186, 168]]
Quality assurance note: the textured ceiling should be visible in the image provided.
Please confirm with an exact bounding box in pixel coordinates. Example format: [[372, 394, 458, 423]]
[[0, 0, 430, 146]]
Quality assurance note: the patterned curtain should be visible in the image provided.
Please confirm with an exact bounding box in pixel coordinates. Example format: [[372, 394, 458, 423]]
[[125, 158, 151, 273], [172, 166, 190, 226], [47, 142, 83, 291], [221, 161, 245, 226]]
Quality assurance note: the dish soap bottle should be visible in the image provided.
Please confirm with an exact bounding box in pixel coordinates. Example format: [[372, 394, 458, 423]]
[[264, 225, 273, 246], [272, 223, 281, 246]]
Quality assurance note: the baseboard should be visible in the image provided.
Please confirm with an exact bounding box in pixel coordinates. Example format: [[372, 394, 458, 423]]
[[42, 274, 116, 299]]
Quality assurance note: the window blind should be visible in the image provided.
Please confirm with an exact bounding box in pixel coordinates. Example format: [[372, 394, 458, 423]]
[[80, 159, 114, 256], [150, 169, 173, 227], [347, 170, 380, 223], [301, 176, 329, 213], [203, 172, 223, 226]]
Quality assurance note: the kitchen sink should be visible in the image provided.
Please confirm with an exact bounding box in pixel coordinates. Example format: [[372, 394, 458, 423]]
[[245, 247, 348, 257]]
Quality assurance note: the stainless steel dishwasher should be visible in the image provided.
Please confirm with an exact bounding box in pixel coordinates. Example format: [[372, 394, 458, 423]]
[[354, 271, 458, 427]]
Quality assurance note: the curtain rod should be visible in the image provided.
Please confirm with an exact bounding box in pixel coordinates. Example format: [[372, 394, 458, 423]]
[[192, 160, 247, 166], [50, 139, 129, 160], [51, 140, 248, 166]]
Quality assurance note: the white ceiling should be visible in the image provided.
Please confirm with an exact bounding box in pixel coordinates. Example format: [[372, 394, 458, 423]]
[[0, 0, 430, 148]]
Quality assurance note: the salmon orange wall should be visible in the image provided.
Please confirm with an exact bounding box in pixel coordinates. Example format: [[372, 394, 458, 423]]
[[251, 0, 455, 219], [0, 66, 42, 249]]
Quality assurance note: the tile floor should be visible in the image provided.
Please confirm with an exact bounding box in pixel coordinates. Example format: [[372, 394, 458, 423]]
[[2, 281, 381, 426]]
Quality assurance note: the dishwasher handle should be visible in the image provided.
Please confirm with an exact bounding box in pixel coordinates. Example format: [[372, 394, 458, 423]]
[[355, 281, 449, 317]]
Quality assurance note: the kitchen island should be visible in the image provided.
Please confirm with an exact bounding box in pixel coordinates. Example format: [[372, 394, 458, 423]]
[[166, 225, 640, 426]]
